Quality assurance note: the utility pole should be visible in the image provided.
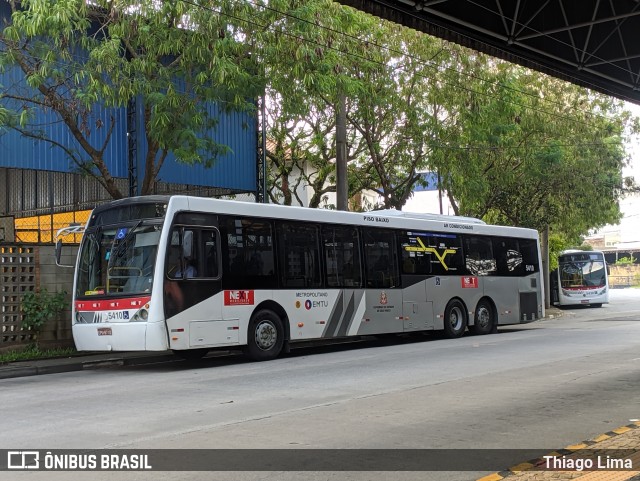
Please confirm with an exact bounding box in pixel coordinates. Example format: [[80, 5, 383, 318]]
[[336, 92, 348, 211], [541, 223, 551, 310]]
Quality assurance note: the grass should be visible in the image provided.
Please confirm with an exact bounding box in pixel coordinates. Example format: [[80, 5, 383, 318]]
[[0, 345, 77, 365]]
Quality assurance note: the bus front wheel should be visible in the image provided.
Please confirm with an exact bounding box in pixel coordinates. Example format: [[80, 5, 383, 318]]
[[470, 299, 495, 335], [443, 299, 467, 338], [244, 309, 284, 361]]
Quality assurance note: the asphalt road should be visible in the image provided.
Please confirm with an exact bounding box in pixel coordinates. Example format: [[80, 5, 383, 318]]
[[2, 289, 640, 481]]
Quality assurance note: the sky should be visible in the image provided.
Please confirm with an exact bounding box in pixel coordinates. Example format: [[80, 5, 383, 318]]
[[592, 101, 640, 245]]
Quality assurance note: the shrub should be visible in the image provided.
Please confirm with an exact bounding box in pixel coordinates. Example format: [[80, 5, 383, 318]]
[[21, 289, 67, 344], [615, 256, 635, 267]]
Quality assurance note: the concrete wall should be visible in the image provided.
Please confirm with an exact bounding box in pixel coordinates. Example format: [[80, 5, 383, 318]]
[[0, 244, 77, 351], [609, 264, 640, 288]]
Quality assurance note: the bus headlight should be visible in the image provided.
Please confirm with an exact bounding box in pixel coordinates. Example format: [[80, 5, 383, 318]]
[[132, 308, 149, 322]]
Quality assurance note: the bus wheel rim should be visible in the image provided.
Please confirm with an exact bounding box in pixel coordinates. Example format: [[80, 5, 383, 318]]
[[255, 320, 277, 351], [450, 307, 463, 330]]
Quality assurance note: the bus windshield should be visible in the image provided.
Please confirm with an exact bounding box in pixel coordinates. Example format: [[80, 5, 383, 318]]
[[76, 223, 162, 298], [559, 256, 606, 289]]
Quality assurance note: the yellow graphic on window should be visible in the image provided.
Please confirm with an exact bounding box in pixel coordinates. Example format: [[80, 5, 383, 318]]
[[404, 237, 457, 271]]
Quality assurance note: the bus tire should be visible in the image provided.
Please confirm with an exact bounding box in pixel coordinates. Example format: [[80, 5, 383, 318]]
[[591, 303, 603, 308], [173, 348, 209, 360], [443, 299, 467, 338], [470, 299, 494, 335], [245, 309, 284, 361]]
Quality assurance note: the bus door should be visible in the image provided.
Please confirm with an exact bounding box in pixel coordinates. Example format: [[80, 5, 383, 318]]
[[165, 217, 227, 347], [360, 229, 404, 335]]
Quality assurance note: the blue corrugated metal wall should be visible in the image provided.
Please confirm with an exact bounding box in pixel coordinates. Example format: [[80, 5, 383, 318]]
[[133, 101, 257, 193], [0, 2, 257, 193], [0, 85, 130, 177]]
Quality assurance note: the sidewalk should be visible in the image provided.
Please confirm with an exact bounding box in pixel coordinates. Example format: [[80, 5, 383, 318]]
[[478, 421, 640, 481], [0, 351, 177, 380]]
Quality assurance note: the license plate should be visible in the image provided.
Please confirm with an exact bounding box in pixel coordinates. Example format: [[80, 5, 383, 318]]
[[97, 327, 112, 336]]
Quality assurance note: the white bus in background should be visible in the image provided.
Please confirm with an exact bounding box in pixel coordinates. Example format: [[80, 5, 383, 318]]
[[551, 250, 609, 307], [58, 195, 544, 361]]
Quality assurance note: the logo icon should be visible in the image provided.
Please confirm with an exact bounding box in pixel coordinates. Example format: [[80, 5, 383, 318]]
[[224, 290, 255, 306], [380, 292, 388, 305], [8, 451, 40, 470]]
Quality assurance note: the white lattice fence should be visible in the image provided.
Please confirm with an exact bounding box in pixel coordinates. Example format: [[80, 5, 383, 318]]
[[0, 245, 37, 346]]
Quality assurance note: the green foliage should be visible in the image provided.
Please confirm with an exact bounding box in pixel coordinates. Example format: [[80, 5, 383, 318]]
[[21, 289, 67, 334], [2, 0, 637, 244], [1, 0, 262, 198], [615, 256, 635, 266], [548, 233, 570, 272], [0, 346, 76, 365]]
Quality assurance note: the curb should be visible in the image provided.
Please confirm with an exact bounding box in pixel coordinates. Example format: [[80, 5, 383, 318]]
[[0, 353, 177, 380], [477, 421, 640, 481]]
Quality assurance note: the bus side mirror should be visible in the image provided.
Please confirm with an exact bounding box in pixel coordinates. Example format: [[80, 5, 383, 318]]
[[55, 239, 76, 268], [55, 224, 84, 268]]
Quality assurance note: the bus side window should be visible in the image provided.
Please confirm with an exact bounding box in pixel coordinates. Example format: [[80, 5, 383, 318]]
[[203, 230, 220, 278], [277, 222, 321, 288], [492, 237, 523, 276], [363, 229, 399, 288], [220, 216, 275, 289], [322, 226, 362, 288], [464, 236, 496, 276]]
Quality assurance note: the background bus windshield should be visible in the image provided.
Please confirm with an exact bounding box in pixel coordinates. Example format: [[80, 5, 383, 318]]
[[559, 254, 606, 289]]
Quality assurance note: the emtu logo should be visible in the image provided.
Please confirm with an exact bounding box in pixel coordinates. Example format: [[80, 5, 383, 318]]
[[8, 451, 40, 469]]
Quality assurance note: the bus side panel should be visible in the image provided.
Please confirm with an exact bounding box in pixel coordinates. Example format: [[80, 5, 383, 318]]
[[166, 291, 225, 350], [356, 289, 404, 335], [276, 289, 343, 340], [401, 280, 434, 332], [428, 275, 481, 330], [518, 275, 543, 322], [482, 277, 519, 325]]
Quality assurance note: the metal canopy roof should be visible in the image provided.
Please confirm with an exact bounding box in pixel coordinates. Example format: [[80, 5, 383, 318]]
[[339, 0, 640, 104]]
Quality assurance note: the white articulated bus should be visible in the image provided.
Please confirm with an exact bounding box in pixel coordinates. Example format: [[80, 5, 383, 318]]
[[60, 195, 544, 361], [551, 250, 609, 308]]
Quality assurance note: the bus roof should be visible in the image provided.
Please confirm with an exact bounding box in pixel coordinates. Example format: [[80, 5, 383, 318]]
[[87, 195, 538, 240], [168, 195, 538, 240]]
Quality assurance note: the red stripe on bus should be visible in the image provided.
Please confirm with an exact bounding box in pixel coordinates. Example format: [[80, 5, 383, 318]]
[[75, 297, 151, 311]]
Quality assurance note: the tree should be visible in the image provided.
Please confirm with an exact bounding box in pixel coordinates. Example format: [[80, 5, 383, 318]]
[[0, 0, 262, 198], [263, 0, 458, 210], [434, 62, 636, 237]]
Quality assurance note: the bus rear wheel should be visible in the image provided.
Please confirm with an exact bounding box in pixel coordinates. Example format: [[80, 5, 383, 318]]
[[470, 299, 495, 335], [443, 299, 467, 338], [244, 309, 284, 361]]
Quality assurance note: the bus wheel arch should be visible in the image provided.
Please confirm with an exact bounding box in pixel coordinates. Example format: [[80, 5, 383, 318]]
[[470, 297, 496, 335], [443, 298, 468, 338], [244, 302, 288, 361]]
